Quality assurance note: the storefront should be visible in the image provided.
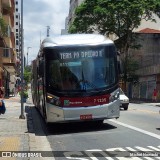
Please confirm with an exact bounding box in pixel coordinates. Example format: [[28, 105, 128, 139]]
[[132, 75, 158, 100], [3, 63, 16, 97]]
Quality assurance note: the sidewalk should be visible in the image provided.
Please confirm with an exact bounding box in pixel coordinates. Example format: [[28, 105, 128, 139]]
[[130, 99, 160, 107], [0, 92, 53, 160]]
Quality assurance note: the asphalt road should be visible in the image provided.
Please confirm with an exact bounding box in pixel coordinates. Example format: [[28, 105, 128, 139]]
[[118, 103, 160, 135], [32, 103, 160, 160]]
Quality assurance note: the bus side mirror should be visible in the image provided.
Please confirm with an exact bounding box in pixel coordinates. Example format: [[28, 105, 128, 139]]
[[39, 60, 44, 77]]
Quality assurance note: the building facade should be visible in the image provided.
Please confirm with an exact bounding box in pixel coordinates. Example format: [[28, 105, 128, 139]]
[[130, 28, 160, 101], [0, 0, 17, 97], [63, 0, 84, 34], [14, 0, 21, 75]]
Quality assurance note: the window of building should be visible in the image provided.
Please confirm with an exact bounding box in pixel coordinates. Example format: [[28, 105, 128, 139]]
[[6, 25, 11, 37], [16, 1, 18, 5], [16, 15, 18, 18], [16, 8, 18, 12], [3, 48, 10, 58], [16, 40, 19, 45], [16, 29, 18, 32], [16, 22, 18, 25]]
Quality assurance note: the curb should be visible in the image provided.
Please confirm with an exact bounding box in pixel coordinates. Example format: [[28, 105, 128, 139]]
[[26, 105, 54, 160]]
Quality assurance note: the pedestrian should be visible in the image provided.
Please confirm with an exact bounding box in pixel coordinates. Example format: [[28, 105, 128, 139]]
[[152, 89, 158, 102], [0, 87, 6, 114], [0, 87, 4, 98]]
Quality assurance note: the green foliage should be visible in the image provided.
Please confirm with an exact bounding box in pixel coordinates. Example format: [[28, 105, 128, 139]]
[[121, 56, 139, 84], [0, 18, 7, 35], [24, 66, 31, 84], [25, 65, 31, 72], [69, 0, 160, 37], [19, 90, 28, 98], [69, 0, 159, 51]]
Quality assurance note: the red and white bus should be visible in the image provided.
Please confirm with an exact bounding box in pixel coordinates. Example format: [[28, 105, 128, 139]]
[[31, 34, 120, 124]]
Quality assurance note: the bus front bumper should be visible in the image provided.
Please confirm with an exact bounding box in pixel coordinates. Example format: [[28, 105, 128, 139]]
[[47, 100, 120, 123]]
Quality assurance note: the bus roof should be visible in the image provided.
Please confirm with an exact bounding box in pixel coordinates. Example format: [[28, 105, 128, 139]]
[[41, 34, 114, 48]]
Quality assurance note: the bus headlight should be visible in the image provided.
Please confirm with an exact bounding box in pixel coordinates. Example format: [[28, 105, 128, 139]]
[[47, 95, 61, 106]]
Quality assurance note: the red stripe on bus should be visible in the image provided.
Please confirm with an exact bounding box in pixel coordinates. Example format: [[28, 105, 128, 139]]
[[60, 94, 110, 107]]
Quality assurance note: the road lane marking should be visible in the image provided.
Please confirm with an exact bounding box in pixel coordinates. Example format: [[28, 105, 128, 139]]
[[128, 108, 158, 114], [136, 109, 158, 114], [109, 119, 160, 140], [65, 146, 160, 160]]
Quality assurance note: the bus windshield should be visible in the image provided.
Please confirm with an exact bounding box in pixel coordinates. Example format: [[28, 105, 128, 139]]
[[45, 45, 118, 93]]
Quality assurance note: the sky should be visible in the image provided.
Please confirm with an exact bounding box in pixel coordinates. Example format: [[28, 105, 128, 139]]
[[22, 0, 70, 64]]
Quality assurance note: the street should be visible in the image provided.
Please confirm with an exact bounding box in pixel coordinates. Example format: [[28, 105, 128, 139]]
[[31, 103, 160, 160], [115, 103, 160, 135], [0, 1, 160, 160]]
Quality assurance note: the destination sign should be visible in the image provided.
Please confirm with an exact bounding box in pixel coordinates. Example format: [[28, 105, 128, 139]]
[[60, 49, 104, 60]]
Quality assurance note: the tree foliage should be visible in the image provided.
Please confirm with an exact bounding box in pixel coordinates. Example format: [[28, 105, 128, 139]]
[[121, 55, 139, 84], [0, 18, 7, 36], [70, 0, 160, 37], [69, 0, 160, 51], [69, 0, 160, 91], [69, 0, 159, 52], [24, 65, 31, 85]]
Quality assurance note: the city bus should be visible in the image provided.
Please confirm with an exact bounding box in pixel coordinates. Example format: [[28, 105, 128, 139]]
[[31, 34, 120, 124]]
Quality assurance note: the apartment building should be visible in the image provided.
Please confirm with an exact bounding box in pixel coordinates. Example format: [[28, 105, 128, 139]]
[[63, 0, 84, 34], [61, 16, 69, 35], [0, 0, 17, 97], [14, 0, 20, 75]]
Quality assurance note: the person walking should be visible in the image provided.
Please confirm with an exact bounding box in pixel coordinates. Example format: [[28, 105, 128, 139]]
[[0, 87, 4, 98], [0, 87, 6, 114], [152, 89, 158, 102]]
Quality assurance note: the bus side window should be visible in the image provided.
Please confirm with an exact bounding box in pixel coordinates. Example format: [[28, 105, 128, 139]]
[[39, 60, 44, 77]]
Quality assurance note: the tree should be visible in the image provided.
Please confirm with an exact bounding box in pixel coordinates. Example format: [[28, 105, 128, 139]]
[[24, 65, 31, 85], [69, 0, 160, 91], [69, 0, 160, 36]]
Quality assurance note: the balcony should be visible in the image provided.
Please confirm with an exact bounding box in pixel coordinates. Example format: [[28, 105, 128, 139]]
[[2, 48, 16, 75]]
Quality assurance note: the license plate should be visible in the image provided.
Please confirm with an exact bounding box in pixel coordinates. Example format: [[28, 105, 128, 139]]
[[80, 114, 92, 120]]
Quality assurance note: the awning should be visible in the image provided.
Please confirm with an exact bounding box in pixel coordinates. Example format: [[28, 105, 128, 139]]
[[3, 62, 16, 74]]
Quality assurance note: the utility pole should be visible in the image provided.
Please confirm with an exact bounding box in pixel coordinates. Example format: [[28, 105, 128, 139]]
[[19, 0, 25, 119], [46, 26, 50, 37], [27, 47, 31, 66]]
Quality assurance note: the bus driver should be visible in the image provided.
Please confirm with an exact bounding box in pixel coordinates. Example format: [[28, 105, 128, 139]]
[[60, 66, 80, 90]]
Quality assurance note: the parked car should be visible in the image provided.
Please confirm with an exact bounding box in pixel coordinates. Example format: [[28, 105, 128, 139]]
[[119, 88, 129, 110]]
